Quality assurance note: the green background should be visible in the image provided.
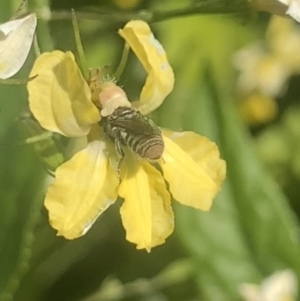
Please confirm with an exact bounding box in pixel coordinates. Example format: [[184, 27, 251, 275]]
[[1, 0, 300, 300]]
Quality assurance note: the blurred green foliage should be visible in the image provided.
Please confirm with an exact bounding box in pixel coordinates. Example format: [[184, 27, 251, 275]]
[[1, 0, 300, 301]]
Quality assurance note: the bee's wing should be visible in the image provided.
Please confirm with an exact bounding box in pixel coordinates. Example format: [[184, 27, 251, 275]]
[[109, 112, 160, 136]]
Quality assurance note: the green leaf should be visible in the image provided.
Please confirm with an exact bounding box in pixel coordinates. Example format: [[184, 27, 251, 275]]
[[0, 126, 45, 301], [172, 71, 300, 300], [157, 16, 300, 300]]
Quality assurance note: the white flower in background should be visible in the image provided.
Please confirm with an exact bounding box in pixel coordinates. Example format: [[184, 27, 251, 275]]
[[266, 16, 300, 73], [251, 0, 300, 23], [0, 13, 37, 79], [233, 16, 300, 99], [240, 270, 298, 301], [233, 43, 289, 97], [279, 0, 300, 22], [233, 16, 300, 125]]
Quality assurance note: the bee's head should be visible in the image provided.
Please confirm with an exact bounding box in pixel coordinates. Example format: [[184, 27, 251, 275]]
[[98, 82, 132, 117]]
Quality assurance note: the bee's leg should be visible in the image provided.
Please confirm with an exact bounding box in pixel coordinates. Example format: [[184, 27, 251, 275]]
[[114, 139, 124, 175]]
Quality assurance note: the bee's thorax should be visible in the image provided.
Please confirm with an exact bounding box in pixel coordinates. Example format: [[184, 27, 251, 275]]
[[101, 106, 164, 161]]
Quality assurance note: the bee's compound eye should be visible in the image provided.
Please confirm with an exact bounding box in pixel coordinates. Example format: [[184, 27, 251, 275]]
[[144, 142, 164, 160]]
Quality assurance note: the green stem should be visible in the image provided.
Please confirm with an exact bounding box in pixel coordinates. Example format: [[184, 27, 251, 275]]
[[113, 43, 130, 81], [0, 75, 37, 85], [71, 9, 88, 79], [35, 0, 251, 24], [28, 0, 54, 52], [33, 33, 41, 57], [20, 131, 53, 145]]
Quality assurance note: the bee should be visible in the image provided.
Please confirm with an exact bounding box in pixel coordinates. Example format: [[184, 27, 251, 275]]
[[100, 106, 164, 162]]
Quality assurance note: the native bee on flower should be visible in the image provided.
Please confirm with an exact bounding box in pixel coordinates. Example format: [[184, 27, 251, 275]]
[[97, 81, 164, 163], [100, 106, 164, 161]]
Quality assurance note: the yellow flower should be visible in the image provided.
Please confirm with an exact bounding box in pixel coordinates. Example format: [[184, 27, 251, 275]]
[[27, 21, 226, 251], [237, 93, 278, 125]]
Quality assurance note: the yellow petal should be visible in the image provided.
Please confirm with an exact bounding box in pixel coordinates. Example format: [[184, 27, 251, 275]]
[[163, 131, 226, 187], [45, 140, 119, 239], [119, 153, 174, 251], [28, 51, 100, 137], [160, 131, 226, 211], [0, 14, 37, 79], [118, 21, 174, 115]]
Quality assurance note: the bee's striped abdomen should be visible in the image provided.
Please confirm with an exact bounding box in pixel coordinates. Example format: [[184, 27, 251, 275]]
[[125, 133, 164, 160]]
